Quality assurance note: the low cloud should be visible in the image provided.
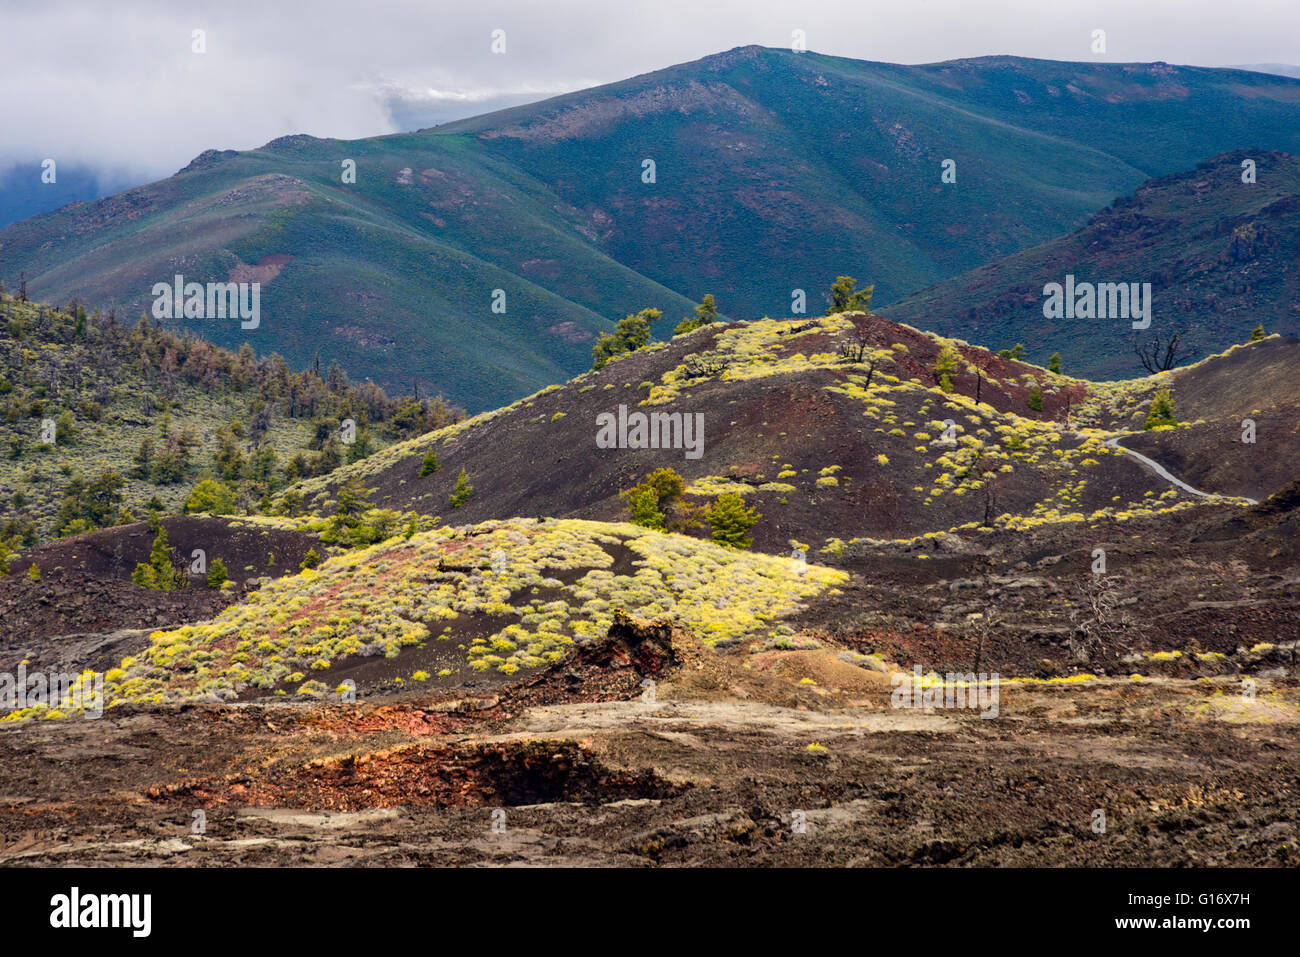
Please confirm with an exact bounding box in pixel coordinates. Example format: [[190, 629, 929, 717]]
[[3, 0, 1297, 185]]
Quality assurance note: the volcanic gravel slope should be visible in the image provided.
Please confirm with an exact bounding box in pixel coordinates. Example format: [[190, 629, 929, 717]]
[[289, 314, 1300, 554]]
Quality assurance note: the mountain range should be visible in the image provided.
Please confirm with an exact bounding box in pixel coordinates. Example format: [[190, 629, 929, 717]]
[[4, 47, 1300, 409], [884, 149, 1300, 377]]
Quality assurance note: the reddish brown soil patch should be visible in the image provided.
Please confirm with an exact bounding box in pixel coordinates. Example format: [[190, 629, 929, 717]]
[[229, 254, 293, 284], [147, 739, 685, 811]]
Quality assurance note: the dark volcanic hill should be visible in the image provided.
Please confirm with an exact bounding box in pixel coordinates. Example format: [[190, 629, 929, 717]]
[[287, 313, 1300, 554], [4, 48, 1300, 409], [884, 150, 1300, 377]]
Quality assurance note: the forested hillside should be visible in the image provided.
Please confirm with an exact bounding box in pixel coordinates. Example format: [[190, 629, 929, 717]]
[[0, 291, 460, 546]]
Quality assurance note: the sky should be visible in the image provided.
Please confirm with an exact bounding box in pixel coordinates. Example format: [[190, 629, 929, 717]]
[[1, 0, 1298, 185]]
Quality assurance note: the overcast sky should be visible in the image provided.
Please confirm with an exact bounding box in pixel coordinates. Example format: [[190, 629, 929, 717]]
[[3, 0, 1298, 184]]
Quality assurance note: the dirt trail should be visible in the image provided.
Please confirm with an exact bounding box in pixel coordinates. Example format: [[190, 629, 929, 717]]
[[1106, 434, 1259, 505]]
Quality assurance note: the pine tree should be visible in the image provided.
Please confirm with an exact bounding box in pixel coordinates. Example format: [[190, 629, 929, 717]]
[[449, 468, 473, 508], [134, 524, 183, 590], [673, 294, 720, 335], [1048, 352, 1062, 374], [206, 558, 229, 588], [827, 276, 874, 314], [1250, 324, 1265, 342], [150, 524, 182, 589], [132, 437, 154, 479], [704, 493, 761, 549], [54, 411, 75, 446], [592, 308, 660, 369], [1029, 383, 1044, 411], [624, 485, 666, 530], [334, 476, 371, 520], [419, 448, 440, 477], [1144, 389, 1177, 430], [935, 343, 959, 393], [214, 428, 245, 481], [620, 467, 686, 531]]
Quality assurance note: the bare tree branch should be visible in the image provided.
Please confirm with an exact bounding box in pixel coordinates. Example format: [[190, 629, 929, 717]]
[[1132, 330, 1190, 373]]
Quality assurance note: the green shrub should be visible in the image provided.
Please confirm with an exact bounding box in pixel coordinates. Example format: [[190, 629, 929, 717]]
[[184, 478, 236, 515], [449, 468, 473, 508], [704, 493, 761, 549], [1144, 389, 1177, 429], [206, 557, 229, 588], [419, 448, 440, 477]]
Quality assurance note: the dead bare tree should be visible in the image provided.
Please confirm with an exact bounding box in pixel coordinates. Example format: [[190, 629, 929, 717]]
[[971, 603, 999, 674], [837, 331, 883, 392], [837, 328, 872, 363], [1068, 575, 1134, 664], [980, 469, 1000, 528], [1133, 330, 1191, 373]]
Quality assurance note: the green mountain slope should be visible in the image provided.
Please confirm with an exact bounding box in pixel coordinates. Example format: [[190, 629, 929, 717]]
[[883, 150, 1300, 377], [5, 48, 1300, 410]]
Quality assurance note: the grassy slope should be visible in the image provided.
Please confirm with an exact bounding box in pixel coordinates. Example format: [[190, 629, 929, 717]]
[[5, 50, 1300, 409], [883, 150, 1300, 376], [9, 517, 847, 714]]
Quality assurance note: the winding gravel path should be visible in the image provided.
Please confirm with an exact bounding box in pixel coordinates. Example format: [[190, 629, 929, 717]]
[[1105, 435, 1259, 506]]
